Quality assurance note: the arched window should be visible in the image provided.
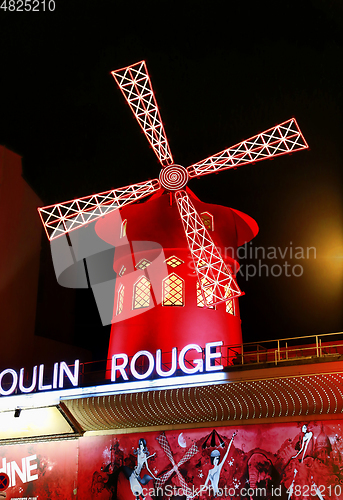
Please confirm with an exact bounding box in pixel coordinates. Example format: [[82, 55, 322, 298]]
[[163, 273, 184, 306], [200, 212, 214, 231], [225, 286, 235, 315], [116, 284, 124, 315], [196, 279, 215, 309], [133, 276, 151, 309], [120, 219, 127, 238]]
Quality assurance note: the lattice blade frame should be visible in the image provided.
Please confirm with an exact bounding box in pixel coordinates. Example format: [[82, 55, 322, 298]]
[[187, 118, 308, 178], [38, 179, 161, 240], [175, 190, 243, 306], [156, 433, 197, 498], [112, 60, 174, 167]]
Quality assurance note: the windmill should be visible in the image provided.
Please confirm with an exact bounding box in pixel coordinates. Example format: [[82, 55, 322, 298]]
[[38, 60, 308, 360]]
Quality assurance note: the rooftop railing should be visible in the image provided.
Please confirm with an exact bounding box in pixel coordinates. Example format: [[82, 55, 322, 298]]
[[224, 331, 343, 367], [79, 331, 343, 386]]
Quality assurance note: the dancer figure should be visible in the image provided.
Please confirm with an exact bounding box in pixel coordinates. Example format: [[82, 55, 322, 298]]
[[292, 425, 313, 462], [123, 438, 157, 500], [196, 431, 237, 497]]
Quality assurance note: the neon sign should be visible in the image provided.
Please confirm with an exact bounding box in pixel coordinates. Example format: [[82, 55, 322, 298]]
[[0, 341, 224, 396], [111, 341, 224, 382], [0, 361, 80, 396]]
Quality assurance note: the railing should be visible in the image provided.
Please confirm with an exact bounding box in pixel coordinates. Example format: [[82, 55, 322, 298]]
[[78, 331, 343, 386], [225, 331, 343, 367]]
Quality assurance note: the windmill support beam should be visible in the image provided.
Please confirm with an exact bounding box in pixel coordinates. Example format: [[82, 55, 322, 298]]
[[175, 189, 243, 307]]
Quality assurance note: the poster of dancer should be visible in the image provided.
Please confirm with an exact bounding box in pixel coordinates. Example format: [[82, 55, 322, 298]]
[[0, 419, 342, 498], [78, 419, 343, 499]]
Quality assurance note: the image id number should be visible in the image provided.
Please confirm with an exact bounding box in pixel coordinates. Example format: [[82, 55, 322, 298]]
[[1, 0, 56, 11]]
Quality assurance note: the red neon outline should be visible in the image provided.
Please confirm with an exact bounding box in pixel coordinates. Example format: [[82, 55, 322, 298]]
[[38, 178, 160, 241], [175, 189, 243, 307], [38, 61, 309, 302], [111, 60, 173, 167], [187, 118, 309, 178]]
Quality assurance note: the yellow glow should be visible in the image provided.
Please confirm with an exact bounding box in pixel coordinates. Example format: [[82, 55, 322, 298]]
[[165, 256, 184, 268], [0, 407, 74, 440], [133, 276, 151, 309], [197, 279, 215, 309], [283, 181, 343, 298], [163, 274, 184, 306], [306, 218, 343, 296]]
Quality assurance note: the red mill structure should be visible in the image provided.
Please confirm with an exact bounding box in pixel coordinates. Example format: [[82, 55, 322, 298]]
[[38, 60, 308, 360], [2, 63, 343, 499]]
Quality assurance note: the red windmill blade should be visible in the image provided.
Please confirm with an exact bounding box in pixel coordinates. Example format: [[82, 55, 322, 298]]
[[38, 60, 309, 308]]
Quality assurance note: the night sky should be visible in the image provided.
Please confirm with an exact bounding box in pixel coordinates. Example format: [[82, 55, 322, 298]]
[[1, 0, 342, 351]]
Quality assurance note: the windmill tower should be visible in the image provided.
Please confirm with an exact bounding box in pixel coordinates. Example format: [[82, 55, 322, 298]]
[[38, 61, 308, 364]]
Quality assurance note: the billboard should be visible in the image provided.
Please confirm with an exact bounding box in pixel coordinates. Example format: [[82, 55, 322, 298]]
[[0, 440, 77, 500], [78, 420, 343, 499], [2, 419, 343, 499]]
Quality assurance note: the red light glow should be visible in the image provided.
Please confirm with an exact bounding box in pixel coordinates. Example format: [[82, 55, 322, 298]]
[[38, 60, 309, 312]]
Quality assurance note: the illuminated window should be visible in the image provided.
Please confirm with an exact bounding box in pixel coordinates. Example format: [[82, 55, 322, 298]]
[[116, 285, 124, 315], [165, 256, 184, 268], [225, 286, 235, 315], [135, 258, 151, 270], [120, 219, 127, 238], [133, 276, 151, 309], [119, 265, 126, 277], [201, 212, 214, 231], [163, 273, 184, 306], [197, 279, 215, 309]]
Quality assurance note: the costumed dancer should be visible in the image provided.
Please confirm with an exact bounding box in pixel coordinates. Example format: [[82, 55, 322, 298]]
[[122, 438, 157, 500], [194, 431, 237, 498]]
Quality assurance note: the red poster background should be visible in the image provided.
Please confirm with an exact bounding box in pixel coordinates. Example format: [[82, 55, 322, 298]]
[[78, 420, 343, 500], [0, 440, 77, 499], [1, 419, 342, 499]]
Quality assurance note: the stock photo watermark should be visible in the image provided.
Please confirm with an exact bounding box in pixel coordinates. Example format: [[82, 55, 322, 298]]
[[187, 242, 316, 280], [140, 484, 280, 497]]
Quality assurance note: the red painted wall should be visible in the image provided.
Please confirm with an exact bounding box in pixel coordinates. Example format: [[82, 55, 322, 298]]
[[0, 439, 77, 499], [96, 189, 258, 360]]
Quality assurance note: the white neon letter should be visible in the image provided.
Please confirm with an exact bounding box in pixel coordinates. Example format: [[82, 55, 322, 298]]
[[156, 348, 177, 377], [111, 354, 129, 381], [38, 364, 52, 391], [205, 341, 224, 372], [59, 360, 80, 388], [53, 362, 59, 389], [0, 369, 18, 396], [19, 366, 37, 393], [131, 351, 155, 380], [179, 344, 203, 374]]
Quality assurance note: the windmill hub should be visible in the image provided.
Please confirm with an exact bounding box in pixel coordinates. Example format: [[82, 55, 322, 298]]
[[159, 164, 189, 191]]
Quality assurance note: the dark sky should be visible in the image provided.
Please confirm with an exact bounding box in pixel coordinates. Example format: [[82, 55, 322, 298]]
[[1, 0, 342, 349]]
